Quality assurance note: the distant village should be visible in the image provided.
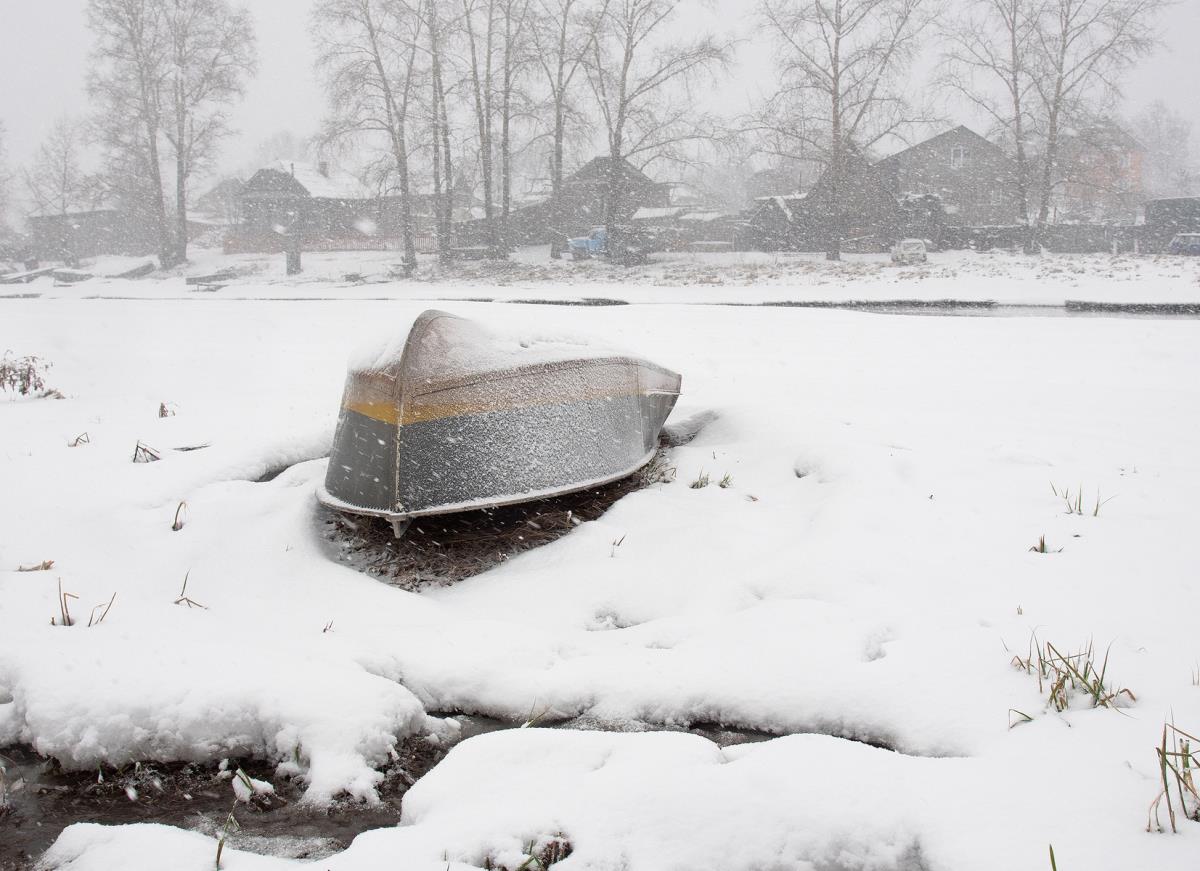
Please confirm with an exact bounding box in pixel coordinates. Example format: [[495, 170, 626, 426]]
[[17, 118, 1198, 267], [2, 0, 1198, 271]]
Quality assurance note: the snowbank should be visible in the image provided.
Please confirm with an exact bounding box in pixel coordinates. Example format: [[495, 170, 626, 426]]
[[41, 728, 1200, 870], [2, 295, 1199, 867]]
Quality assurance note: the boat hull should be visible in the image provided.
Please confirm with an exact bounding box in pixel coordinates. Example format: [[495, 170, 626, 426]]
[[319, 311, 681, 522]]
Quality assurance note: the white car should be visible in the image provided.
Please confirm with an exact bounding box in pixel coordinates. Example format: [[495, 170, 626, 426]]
[[890, 238, 929, 265]]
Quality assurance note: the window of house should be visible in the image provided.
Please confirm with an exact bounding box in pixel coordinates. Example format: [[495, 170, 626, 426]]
[[950, 145, 967, 169]]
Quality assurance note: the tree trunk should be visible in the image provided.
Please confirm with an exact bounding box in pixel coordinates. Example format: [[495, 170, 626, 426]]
[[429, 7, 454, 259], [464, 0, 498, 251], [144, 118, 173, 268], [826, 24, 842, 262], [1034, 93, 1063, 253], [175, 101, 189, 264]]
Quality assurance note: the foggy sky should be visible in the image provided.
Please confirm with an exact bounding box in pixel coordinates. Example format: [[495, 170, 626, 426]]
[[2, 0, 1198, 177]]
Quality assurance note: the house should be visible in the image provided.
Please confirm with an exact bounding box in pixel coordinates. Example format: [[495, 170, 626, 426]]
[[874, 126, 1022, 227], [229, 161, 404, 253], [1055, 122, 1145, 223], [490, 156, 674, 246], [747, 151, 905, 251], [1142, 197, 1200, 253], [26, 205, 157, 262], [627, 206, 741, 251], [193, 177, 246, 227]]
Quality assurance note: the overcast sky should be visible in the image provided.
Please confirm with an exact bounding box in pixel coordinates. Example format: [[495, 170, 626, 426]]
[[2, 0, 1198, 176]]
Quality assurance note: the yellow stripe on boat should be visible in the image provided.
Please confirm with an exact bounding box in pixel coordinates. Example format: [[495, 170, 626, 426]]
[[346, 386, 670, 427]]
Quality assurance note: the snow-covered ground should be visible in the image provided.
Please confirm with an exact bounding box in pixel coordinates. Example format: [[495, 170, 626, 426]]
[[2, 275, 1200, 869], [5, 246, 1200, 306]]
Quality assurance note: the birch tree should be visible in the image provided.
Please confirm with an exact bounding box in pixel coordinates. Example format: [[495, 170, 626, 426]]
[[87, 0, 174, 265], [0, 122, 11, 238], [23, 118, 102, 217], [461, 0, 500, 248], [315, 0, 426, 271], [1029, 0, 1166, 241], [1134, 101, 1197, 199], [496, 0, 533, 240], [758, 0, 937, 260], [940, 0, 1041, 239], [586, 0, 728, 239], [162, 0, 257, 263], [531, 0, 608, 200], [426, 1, 456, 258]]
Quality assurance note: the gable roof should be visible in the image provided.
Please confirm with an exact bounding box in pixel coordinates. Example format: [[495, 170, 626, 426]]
[[568, 156, 659, 188], [243, 161, 374, 200], [875, 126, 1011, 170]]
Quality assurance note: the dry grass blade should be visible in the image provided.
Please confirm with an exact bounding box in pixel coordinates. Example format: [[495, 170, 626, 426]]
[[1013, 633, 1135, 715], [174, 571, 207, 609], [1149, 722, 1200, 833], [68, 432, 90, 447], [87, 593, 117, 628], [215, 798, 239, 869], [52, 578, 78, 627], [17, 559, 54, 572], [172, 501, 188, 532], [0, 351, 52, 396], [132, 441, 162, 464]]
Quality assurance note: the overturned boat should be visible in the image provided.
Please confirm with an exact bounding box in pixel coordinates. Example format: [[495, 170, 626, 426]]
[[318, 310, 681, 535]]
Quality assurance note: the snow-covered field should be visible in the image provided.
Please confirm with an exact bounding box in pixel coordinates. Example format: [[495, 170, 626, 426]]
[[2, 264, 1200, 869]]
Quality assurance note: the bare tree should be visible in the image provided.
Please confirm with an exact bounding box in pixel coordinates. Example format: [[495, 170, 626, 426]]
[[426, 1, 457, 258], [459, 0, 512, 250], [531, 0, 607, 199], [496, 0, 534, 243], [758, 0, 937, 260], [163, 0, 256, 263], [87, 0, 174, 266], [1029, 0, 1166, 241], [940, 0, 1041, 242], [0, 122, 11, 238], [530, 0, 608, 256], [315, 0, 425, 271], [1134, 100, 1198, 200], [23, 118, 103, 218], [586, 0, 728, 242]]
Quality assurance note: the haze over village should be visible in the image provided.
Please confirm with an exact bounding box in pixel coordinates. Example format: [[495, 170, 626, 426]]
[[0, 0, 1198, 265]]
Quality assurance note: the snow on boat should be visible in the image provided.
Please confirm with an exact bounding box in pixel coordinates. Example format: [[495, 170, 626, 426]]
[[318, 310, 682, 534]]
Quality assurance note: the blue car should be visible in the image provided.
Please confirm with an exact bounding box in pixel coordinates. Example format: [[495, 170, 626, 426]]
[[1166, 233, 1200, 255], [568, 227, 607, 260]]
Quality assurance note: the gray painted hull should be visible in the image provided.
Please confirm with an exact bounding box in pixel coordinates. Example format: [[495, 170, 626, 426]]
[[318, 311, 681, 522]]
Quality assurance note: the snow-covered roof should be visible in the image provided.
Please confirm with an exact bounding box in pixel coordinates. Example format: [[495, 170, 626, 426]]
[[632, 207, 687, 221], [271, 160, 373, 200], [679, 211, 724, 223], [28, 203, 121, 219]]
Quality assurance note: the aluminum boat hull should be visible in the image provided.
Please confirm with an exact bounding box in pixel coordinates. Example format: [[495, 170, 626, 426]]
[[318, 310, 681, 522]]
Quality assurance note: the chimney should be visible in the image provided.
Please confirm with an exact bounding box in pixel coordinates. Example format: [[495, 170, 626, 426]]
[[318, 161, 329, 178], [289, 162, 295, 177]]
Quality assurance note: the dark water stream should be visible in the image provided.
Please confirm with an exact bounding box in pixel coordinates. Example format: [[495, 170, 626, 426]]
[[0, 715, 777, 870]]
